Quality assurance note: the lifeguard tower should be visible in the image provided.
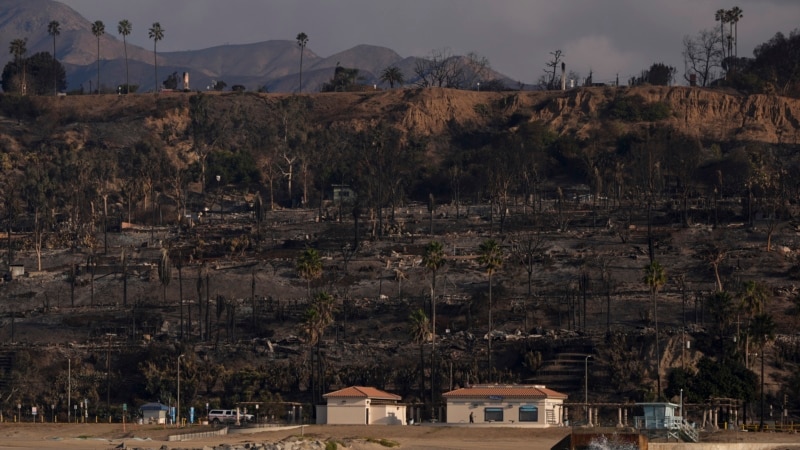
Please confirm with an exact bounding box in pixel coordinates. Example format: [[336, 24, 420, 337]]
[[634, 402, 699, 442]]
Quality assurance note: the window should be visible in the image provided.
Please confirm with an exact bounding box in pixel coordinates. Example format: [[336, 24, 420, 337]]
[[484, 407, 504, 422], [519, 405, 539, 422]]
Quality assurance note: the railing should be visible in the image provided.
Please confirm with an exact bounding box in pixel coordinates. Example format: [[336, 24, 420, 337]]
[[741, 422, 800, 433], [634, 415, 699, 442]]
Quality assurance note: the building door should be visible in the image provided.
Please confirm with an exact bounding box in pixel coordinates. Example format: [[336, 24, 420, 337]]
[[365, 407, 369, 425]]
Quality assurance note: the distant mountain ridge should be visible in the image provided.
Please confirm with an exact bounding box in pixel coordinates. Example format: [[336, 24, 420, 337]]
[[0, 0, 515, 93]]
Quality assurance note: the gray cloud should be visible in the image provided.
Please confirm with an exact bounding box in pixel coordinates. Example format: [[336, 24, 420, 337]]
[[59, 0, 800, 84]]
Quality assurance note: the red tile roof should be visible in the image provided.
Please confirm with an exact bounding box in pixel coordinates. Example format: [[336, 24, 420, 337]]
[[323, 386, 402, 400], [442, 384, 568, 400]]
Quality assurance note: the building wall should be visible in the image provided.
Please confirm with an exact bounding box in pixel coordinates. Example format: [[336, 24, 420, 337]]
[[142, 411, 166, 424], [315, 405, 327, 425], [321, 398, 406, 425], [369, 404, 406, 425], [445, 398, 563, 427], [325, 398, 367, 425]]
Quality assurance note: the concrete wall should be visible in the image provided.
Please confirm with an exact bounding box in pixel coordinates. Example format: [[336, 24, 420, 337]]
[[370, 404, 406, 425], [325, 398, 367, 425], [320, 398, 406, 425]]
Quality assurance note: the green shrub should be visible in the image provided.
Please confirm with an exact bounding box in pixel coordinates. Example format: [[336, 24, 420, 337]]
[[606, 94, 670, 122]]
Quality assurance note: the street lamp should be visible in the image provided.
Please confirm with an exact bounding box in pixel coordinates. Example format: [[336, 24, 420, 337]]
[[585, 355, 593, 425], [256, 404, 259, 424], [177, 354, 184, 427]]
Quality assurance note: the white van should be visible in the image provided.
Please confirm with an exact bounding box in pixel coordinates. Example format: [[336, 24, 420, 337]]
[[208, 409, 253, 424]]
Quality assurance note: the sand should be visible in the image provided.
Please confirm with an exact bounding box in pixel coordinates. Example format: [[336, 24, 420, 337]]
[[2, 423, 800, 450]]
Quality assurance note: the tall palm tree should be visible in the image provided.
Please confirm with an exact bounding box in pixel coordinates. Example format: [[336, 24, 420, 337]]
[[380, 66, 405, 88], [749, 313, 775, 429], [47, 20, 60, 95], [91, 20, 105, 93], [738, 280, 769, 364], [478, 238, 503, 382], [643, 260, 666, 400], [118, 20, 132, 94], [296, 32, 308, 93], [148, 22, 165, 92], [296, 246, 322, 298], [714, 9, 728, 61], [303, 291, 336, 408], [9, 38, 27, 94], [422, 240, 445, 414], [729, 6, 744, 63], [408, 308, 431, 407], [158, 247, 171, 303]]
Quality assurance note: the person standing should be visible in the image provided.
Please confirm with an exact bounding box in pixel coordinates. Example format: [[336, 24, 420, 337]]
[[469, 412, 474, 423]]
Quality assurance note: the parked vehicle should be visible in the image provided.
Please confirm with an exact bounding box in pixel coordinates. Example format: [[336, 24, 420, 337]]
[[208, 409, 253, 424]]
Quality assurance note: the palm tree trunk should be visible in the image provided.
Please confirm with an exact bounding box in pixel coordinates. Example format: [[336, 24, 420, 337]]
[[154, 42, 158, 92], [96, 38, 100, 93], [123, 38, 130, 94], [178, 264, 184, 340], [488, 273, 493, 382]]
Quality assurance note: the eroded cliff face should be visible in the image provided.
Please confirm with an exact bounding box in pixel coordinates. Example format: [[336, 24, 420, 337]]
[[3, 86, 799, 165], [396, 86, 800, 144]]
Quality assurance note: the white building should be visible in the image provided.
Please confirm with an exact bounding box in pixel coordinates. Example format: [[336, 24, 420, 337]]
[[316, 386, 406, 425], [442, 384, 567, 426]]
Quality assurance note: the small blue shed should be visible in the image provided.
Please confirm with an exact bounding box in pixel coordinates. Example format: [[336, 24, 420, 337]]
[[140, 402, 169, 424]]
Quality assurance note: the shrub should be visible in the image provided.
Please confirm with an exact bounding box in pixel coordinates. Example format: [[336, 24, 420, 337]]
[[606, 95, 670, 122]]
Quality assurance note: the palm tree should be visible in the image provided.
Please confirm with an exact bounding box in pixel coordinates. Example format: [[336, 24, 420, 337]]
[[158, 247, 171, 303], [478, 238, 503, 382], [91, 20, 105, 93], [9, 38, 27, 94], [296, 246, 322, 298], [47, 20, 60, 95], [738, 280, 769, 364], [729, 6, 744, 64], [408, 308, 431, 407], [749, 313, 775, 429], [118, 20, 132, 94], [422, 240, 445, 414], [643, 260, 666, 400], [380, 66, 405, 88], [715, 9, 729, 62], [148, 22, 165, 92], [296, 32, 308, 93], [303, 291, 336, 408]]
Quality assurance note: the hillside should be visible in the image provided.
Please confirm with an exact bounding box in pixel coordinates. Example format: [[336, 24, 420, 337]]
[[0, 86, 800, 427]]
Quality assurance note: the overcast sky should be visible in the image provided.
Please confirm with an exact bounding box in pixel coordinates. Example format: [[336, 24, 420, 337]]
[[59, 0, 800, 85]]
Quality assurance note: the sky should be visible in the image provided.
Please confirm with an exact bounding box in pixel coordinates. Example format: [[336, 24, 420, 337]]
[[59, 0, 800, 85]]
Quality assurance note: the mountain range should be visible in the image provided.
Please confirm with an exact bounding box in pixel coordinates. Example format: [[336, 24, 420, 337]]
[[0, 0, 515, 93]]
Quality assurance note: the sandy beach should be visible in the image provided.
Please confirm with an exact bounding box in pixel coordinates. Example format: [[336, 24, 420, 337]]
[[0, 423, 570, 450], [2, 423, 800, 450]]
